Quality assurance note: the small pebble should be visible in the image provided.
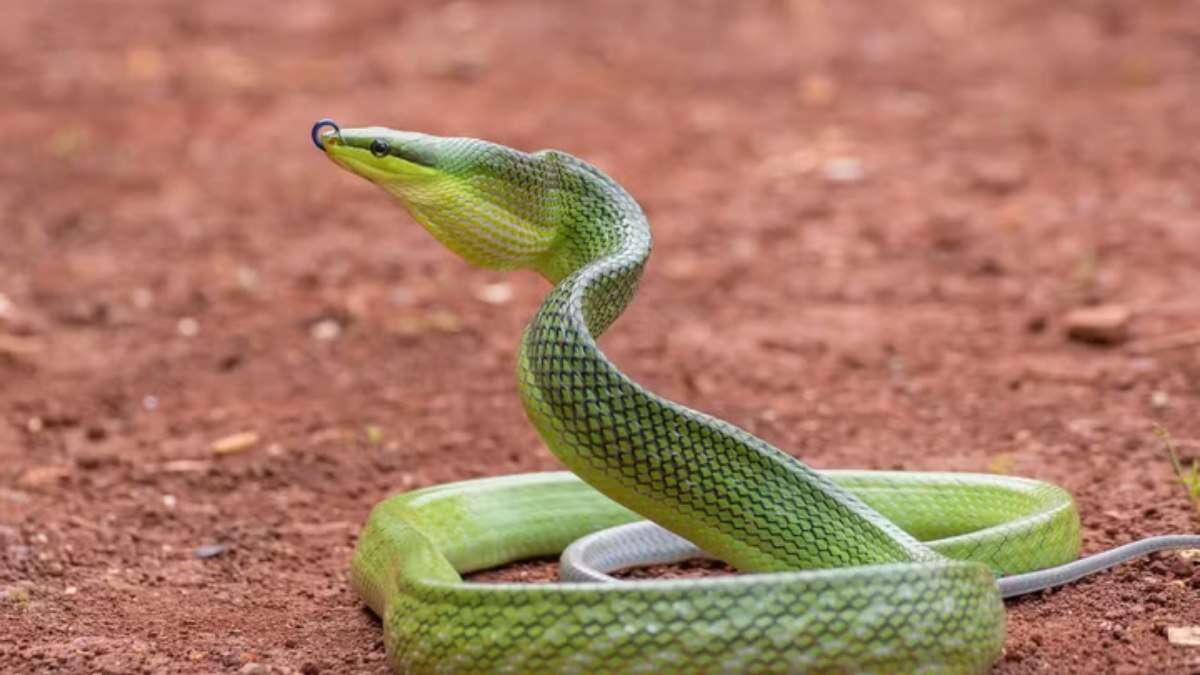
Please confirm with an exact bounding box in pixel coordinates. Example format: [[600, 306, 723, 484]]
[[1167, 626, 1200, 646], [1064, 304, 1132, 345], [822, 157, 865, 183], [1170, 557, 1193, 577], [194, 543, 228, 559], [310, 318, 342, 341], [475, 282, 514, 305], [177, 317, 199, 337], [1151, 390, 1170, 409]]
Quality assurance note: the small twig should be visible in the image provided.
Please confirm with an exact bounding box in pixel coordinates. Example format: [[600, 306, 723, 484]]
[[1155, 425, 1200, 514]]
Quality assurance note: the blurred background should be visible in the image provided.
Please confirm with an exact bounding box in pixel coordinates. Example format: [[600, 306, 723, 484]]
[[3, 1, 1199, 672]]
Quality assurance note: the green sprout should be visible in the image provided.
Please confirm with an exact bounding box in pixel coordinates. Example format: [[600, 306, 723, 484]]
[[1155, 425, 1200, 514], [2, 585, 31, 610], [365, 425, 385, 446]]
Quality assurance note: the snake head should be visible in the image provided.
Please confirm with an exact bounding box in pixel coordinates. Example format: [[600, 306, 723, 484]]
[[313, 120, 559, 273]]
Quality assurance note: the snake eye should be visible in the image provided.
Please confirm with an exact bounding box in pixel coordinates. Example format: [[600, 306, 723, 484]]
[[370, 139, 390, 158]]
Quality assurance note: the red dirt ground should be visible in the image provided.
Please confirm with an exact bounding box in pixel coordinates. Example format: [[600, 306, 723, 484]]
[[4, 1, 1200, 673]]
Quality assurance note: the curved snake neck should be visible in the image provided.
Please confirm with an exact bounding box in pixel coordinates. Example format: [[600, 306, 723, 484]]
[[517, 151, 935, 574]]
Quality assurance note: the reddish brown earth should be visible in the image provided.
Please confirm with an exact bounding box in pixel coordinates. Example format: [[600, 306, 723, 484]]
[[4, 1, 1200, 673]]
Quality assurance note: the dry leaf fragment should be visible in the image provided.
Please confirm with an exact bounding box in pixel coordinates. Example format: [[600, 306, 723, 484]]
[[211, 431, 260, 455], [161, 460, 212, 473], [1167, 626, 1200, 646], [17, 465, 72, 488], [474, 282, 513, 305]]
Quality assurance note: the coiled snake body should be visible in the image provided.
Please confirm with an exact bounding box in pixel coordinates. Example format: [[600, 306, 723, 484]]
[[312, 120, 1197, 674]]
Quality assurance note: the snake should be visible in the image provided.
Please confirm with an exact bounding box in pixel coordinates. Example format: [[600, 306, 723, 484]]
[[310, 119, 1200, 674]]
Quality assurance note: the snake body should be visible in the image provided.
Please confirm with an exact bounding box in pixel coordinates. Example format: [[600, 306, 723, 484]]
[[311, 120, 1194, 673]]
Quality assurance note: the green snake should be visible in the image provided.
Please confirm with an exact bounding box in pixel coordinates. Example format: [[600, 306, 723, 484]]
[[311, 120, 1199, 674]]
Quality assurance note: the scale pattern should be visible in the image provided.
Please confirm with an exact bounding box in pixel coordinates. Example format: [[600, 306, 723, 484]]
[[319, 129, 1083, 674], [516, 153, 936, 574], [392, 564, 1002, 674]]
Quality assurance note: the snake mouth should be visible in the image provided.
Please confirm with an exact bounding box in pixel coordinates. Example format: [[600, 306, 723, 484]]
[[311, 119, 393, 182], [328, 150, 400, 184], [311, 118, 342, 151]]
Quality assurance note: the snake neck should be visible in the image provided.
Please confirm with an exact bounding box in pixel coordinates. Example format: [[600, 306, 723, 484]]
[[518, 153, 939, 573], [527, 151, 651, 302]]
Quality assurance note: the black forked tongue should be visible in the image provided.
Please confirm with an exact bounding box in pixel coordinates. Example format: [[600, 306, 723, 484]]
[[311, 118, 341, 151]]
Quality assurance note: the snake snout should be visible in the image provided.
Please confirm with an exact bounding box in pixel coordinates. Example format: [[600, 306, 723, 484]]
[[311, 118, 342, 151]]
